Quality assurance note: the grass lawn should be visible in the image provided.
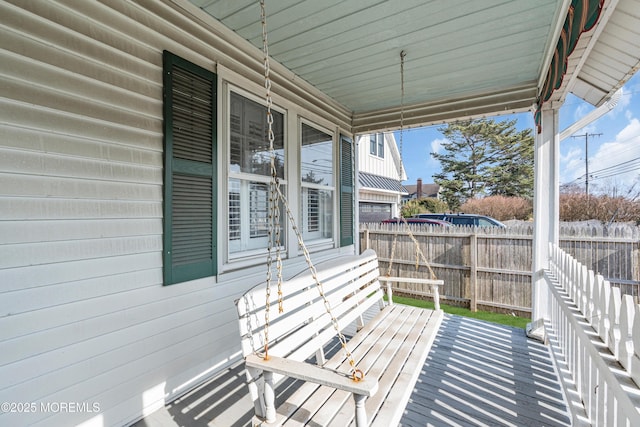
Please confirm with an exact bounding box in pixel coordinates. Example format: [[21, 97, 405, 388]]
[[390, 295, 530, 329]]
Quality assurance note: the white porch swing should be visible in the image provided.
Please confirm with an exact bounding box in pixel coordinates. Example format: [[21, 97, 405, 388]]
[[234, 3, 444, 426]]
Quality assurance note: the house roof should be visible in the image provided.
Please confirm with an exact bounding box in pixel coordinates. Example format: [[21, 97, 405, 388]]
[[186, 0, 640, 134], [358, 172, 406, 194], [404, 183, 440, 198]]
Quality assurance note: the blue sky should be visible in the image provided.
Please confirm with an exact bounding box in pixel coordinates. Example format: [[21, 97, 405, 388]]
[[394, 72, 640, 198]]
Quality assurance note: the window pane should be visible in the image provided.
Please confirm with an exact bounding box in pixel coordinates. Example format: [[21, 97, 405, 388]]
[[229, 179, 241, 241], [230, 92, 284, 177], [229, 178, 284, 254], [377, 133, 384, 158], [301, 124, 333, 186], [306, 188, 320, 232], [302, 188, 333, 239], [249, 182, 269, 238], [370, 135, 376, 155], [301, 124, 333, 242]]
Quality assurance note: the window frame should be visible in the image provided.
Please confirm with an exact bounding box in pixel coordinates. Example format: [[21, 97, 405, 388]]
[[369, 133, 385, 158], [299, 120, 336, 245], [225, 85, 288, 260]]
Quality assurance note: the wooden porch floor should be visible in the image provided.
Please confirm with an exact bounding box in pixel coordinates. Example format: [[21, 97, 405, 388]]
[[134, 314, 570, 427]]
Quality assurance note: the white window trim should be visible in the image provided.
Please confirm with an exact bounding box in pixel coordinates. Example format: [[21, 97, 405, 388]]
[[299, 119, 337, 248], [216, 69, 349, 272], [224, 83, 288, 263]]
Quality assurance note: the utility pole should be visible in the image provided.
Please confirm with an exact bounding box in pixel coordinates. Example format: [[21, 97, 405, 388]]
[[572, 133, 602, 196]]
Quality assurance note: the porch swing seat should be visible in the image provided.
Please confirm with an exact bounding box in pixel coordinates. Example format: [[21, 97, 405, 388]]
[[235, 249, 444, 426]]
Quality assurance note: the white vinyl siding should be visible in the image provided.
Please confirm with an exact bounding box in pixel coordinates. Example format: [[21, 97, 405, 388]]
[[0, 1, 355, 426]]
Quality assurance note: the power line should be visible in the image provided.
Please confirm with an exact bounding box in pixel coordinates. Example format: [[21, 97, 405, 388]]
[[571, 133, 601, 196], [589, 156, 640, 175]]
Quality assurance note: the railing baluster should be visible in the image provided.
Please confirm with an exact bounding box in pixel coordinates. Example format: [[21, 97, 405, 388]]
[[599, 280, 611, 347], [579, 264, 588, 314], [592, 275, 604, 335], [631, 303, 640, 388], [619, 295, 635, 372], [545, 243, 640, 426], [607, 287, 622, 360], [585, 269, 595, 322]]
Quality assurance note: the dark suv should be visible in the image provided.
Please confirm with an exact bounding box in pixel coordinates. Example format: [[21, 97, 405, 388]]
[[412, 213, 506, 228]]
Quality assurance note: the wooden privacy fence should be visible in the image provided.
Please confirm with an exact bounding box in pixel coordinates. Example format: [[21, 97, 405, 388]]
[[360, 223, 640, 317]]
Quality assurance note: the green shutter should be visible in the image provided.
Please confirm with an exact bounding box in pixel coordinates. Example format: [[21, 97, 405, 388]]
[[339, 135, 354, 247], [163, 51, 217, 285]]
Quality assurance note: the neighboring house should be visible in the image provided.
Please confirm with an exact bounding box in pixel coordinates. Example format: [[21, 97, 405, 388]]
[[402, 178, 440, 203], [357, 133, 407, 222]]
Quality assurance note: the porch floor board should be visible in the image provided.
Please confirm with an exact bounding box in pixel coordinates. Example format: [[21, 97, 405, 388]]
[[133, 313, 570, 427]]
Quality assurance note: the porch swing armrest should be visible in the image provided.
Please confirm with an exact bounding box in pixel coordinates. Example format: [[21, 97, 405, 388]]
[[245, 354, 378, 397], [378, 277, 444, 286], [378, 277, 444, 310]]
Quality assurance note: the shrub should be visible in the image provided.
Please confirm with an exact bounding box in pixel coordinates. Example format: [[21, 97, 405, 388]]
[[401, 197, 450, 217], [401, 199, 427, 217], [459, 196, 532, 221], [420, 197, 449, 213], [559, 193, 640, 223]]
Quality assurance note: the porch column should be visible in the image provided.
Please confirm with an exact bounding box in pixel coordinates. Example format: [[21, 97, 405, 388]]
[[529, 104, 560, 338]]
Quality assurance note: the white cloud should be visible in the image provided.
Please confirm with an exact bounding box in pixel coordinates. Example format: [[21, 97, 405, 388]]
[[560, 146, 586, 184], [573, 102, 592, 122], [430, 138, 445, 155], [588, 118, 640, 191], [616, 117, 640, 142], [608, 86, 631, 119]]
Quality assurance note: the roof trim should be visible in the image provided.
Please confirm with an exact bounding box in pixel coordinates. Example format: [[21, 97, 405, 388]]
[[535, 0, 605, 131], [353, 85, 536, 134]]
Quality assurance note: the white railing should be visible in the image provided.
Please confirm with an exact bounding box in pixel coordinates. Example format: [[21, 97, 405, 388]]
[[545, 244, 640, 426]]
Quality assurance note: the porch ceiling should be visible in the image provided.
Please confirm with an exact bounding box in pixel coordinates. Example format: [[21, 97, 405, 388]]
[[189, 0, 640, 133]]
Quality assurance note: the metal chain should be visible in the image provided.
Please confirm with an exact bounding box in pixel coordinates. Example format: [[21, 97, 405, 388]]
[[261, 0, 283, 360], [399, 50, 406, 183], [386, 234, 397, 276], [392, 50, 437, 280], [274, 185, 362, 380], [259, 0, 361, 380]]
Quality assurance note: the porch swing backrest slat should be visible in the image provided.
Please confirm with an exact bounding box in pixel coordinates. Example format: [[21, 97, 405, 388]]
[[237, 251, 382, 360], [235, 248, 444, 426]]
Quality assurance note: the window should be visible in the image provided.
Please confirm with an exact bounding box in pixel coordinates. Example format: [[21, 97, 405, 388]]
[[228, 91, 285, 255], [377, 133, 384, 158], [301, 123, 334, 242], [162, 51, 217, 285], [370, 133, 384, 158]]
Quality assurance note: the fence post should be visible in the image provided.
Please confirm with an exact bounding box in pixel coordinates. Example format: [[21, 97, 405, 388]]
[[363, 229, 370, 252], [470, 233, 478, 312]]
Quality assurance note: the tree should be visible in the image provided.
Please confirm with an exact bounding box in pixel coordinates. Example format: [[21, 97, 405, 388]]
[[400, 199, 427, 217], [485, 123, 534, 198], [400, 197, 449, 217], [432, 118, 534, 208]]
